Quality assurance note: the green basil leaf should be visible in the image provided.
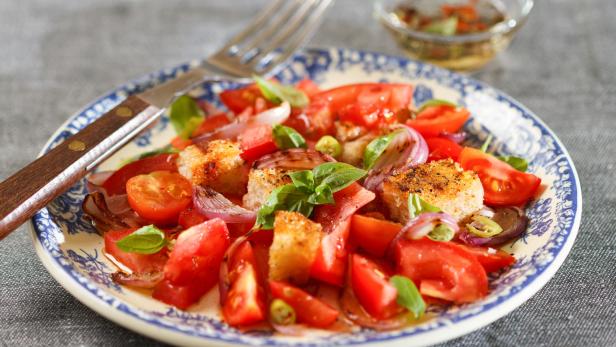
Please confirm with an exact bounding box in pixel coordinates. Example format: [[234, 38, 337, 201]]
[[309, 184, 334, 205], [480, 134, 493, 153], [115, 225, 167, 254], [390, 275, 426, 319], [363, 132, 398, 170], [313, 162, 367, 193], [287, 170, 314, 192], [254, 75, 309, 108], [272, 124, 307, 149], [408, 193, 441, 219], [427, 224, 455, 242], [256, 184, 313, 230], [498, 155, 528, 172], [169, 95, 205, 139], [424, 16, 458, 36], [417, 98, 457, 113]]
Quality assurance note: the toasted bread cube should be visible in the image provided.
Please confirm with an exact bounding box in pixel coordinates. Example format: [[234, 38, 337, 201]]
[[269, 211, 323, 285], [340, 133, 376, 167], [381, 159, 483, 223], [335, 121, 367, 142], [242, 167, 292, 210], [177, 140, 247, 195]]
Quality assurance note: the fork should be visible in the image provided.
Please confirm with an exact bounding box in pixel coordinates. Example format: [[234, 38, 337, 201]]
[[0, 0, 332, 239]]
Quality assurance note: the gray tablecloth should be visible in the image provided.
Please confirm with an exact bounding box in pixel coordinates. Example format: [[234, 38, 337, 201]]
[[1, 0, 614, 346]]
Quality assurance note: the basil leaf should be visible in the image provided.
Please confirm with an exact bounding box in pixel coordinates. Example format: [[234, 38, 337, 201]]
[[272, 124, 307, 149], [480, 134, 493, 153], [313, 162, 367, 193], [115, 225, 167, 254], [256, 184, 313, 230], [363, 132, 398, 170], [169, 95, 204, 139], [498, 155, 528, 172], [427, 224, 455, 242], [417, 99, 457, 113], [390, 275, 426, 319], [424, 16, 458, 36], [408, 193, 441, 219], [287, 170, 314, 192], [309, 184, 334, 205], [254, 75, 309, 108]]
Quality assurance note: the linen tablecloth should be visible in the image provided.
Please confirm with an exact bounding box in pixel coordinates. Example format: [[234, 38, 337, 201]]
[[1, 0, 614, 345]]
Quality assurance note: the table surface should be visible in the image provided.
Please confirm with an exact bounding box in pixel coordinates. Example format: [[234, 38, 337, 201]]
[[1, 0, 615, 346]]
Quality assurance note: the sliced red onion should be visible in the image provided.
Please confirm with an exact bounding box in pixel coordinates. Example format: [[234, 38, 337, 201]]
[[193, 186, 256, 224], [270, 323, 307, 336], [193, 102, 291, 144], [82, 192, 145, 234], [440, 131, 467, 144], [254, 148, 334, 170], [458, 207, 528, 247], [111, 271, 163, 289], [364, 125, 428, 192], [87, 171, 114, 188], [401, 212, 460, 240]]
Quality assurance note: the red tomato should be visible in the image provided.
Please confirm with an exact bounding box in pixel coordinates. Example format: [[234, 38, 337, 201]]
[[104, 228, 168, 274], [426, 137, 463, 162], [293, 100, 334, 140], [350, 214, 402, 257], [394, 238, 488, 303], [163, 219, 230, 286], [219, 84, 273, 114], [102, 153, 178, 196], [314, 83, 413, 129], [310, 183, 376, 286], [407, 105, 470, 137], [152, 279, 207, 310], [456, 244, 516, 273], [269, 280, 339, 328], [170, 136, 193, 150], [178, 206, 208, 229], [223, 242, 266, 326], [350, 254, 400, 319], [458, 147, 541, 206], [238, 123, 278, 162], [126, 171, 193, 225], [191, 113, 231, 137], [296, 79, 321, 98]]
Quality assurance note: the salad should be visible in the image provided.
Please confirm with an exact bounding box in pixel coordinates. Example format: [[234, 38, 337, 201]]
[[83, 77, 542, 333]]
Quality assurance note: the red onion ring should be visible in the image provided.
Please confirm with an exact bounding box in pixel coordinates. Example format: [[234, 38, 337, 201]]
[[193, 102, 290, 144], [193, 186, 256, 224], [82, 192, 145, 234], [364, 125, 428, 192], [253, 149, 334, 170], [458, 207, 528, 247], [386, 212, 459, 258], [270, 323, 307, 336], [111, 271, 163, 289], [440, 131, 467, 144]]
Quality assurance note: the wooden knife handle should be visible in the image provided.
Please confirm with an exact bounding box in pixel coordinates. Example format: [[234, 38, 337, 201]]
[[0, 95, 163, 240]]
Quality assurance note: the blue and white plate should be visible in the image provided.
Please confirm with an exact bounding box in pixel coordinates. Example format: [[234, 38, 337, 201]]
[[31, 48, 582, 346]]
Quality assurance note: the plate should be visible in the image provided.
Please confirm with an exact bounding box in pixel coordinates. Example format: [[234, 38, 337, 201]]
[[30, 48, 582, 346]]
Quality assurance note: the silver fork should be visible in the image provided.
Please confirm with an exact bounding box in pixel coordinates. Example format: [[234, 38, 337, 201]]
[[0, 0, 332, 238]]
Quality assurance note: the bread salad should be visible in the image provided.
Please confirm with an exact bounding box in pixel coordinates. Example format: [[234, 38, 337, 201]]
[[83, 78, 542, 333]]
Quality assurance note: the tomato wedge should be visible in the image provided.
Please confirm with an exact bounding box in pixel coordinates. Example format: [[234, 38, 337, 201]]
[[178, 205, 208, 229], [163, 219, 230, 287], [238, 123, 278, 162], [350, 214, 402, 257], [350, 254, 400, 319], [219, 83, 273, 114], [269, 280, 339, 328], [223, 242, 266, 326], [152, 279, 210, 310], [407, 105, 470, 137], [310, 183, 376, 286], [126, 171, 192, 225], [104, 228, 168, 274], [456, 244, 516, 273], [102, 153, 178, 195], [458, 147, 541, 206], [394, 238, 488, 303], [191, 113, 231, 137], [426, 137, 463, 162]]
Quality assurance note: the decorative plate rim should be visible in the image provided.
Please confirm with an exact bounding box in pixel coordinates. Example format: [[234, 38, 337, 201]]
[[29, 47, 583, 347]]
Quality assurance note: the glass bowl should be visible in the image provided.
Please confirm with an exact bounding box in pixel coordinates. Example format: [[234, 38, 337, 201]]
[[375, 0, 534, 71]]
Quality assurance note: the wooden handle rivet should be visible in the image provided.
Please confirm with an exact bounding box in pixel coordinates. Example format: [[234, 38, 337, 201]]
[[115, 106, 133, 118], [68, 140, 86, 152]]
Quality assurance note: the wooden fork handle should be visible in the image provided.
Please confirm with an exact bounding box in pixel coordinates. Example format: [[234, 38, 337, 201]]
[[0, 95, 163, 240]]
